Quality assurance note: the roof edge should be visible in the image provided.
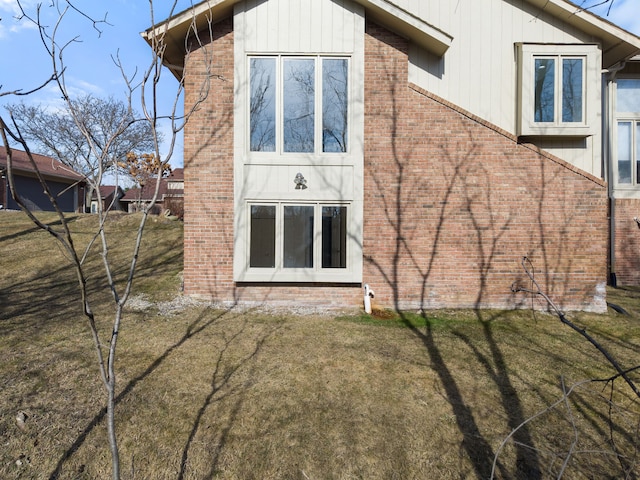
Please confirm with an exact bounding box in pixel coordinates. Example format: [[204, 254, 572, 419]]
[[525, 0, 640, 67], [351, 0, 452, 56]]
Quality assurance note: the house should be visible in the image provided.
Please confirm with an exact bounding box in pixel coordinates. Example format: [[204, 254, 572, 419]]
[[0, 147, 85, 213], [120, 168, 184, 218], [90, 185, 125, 213], [144, 0, 640, 312]]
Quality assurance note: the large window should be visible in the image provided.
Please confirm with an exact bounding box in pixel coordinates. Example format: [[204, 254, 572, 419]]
[[248, 203, 348, 275], [616, 79, 640, 186], [517, 44, 599, 136], [249, 56, 349, 154]]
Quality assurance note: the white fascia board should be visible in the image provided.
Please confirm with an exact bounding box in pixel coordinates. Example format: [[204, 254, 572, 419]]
[[524, 0, 640, 67], [141, 0, 239, 79], [350, 0, 452, 56]]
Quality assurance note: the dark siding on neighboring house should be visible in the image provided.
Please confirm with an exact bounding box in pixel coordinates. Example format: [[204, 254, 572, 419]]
[[8, 175, 77, 212]]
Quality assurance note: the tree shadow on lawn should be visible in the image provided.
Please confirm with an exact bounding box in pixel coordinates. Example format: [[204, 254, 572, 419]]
[[47, 304, 278, 480], [0, 214, 79, 243], [0, 236, 181, 334], [177, 312, 282, 480]]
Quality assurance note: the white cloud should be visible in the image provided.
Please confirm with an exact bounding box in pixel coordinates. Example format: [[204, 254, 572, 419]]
[[0, 0, 37, 38]]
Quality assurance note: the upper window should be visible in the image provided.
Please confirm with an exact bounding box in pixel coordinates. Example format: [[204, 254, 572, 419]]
[[249, 56, 349, 154], [615, 79, 640, 186], [517, 44, 600, 136], [534, 57, 583, 123]]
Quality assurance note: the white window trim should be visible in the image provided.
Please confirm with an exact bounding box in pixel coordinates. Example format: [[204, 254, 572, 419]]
[[233, 7, 365, 284], [516, 43, 600, 137], [236, 201, 362, 283], [247, 55, 351, 160], [610, 76, 640, 196]]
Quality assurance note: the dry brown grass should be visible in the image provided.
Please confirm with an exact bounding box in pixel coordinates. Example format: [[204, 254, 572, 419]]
[[1, 211, 640, 479]]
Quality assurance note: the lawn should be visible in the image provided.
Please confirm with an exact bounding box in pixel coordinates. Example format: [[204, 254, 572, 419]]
[[1, 211, 640, 479]]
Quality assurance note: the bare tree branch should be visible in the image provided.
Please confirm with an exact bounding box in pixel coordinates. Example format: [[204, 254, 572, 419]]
[[1, 2, 214, 478], [512, 256, 640, 399]]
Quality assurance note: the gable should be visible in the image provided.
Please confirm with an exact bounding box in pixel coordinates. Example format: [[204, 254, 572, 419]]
[[146, 0, 640, 80]]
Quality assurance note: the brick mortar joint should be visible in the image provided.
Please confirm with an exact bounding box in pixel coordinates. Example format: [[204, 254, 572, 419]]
[[408, 83, 606, 189]]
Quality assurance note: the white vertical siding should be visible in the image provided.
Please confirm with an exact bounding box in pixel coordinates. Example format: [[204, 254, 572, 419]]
[[241, 0, 360, 53], [404, 0, 602, 174], [236, 0, 605, 174], [409, 0, 598, 133]]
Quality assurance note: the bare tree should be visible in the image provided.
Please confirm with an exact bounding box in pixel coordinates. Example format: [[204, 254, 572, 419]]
[[512, 256, 640, 399], [504, 256, 640, 477], [0, 1, 213, 479], [5, 96, 157, 208]]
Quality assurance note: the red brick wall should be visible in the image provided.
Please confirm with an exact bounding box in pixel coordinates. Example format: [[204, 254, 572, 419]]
[[612, 199, 640, 285], [361, 22, 607, 312], [181, 19, 609, 312], [183, 19, 236, 301]]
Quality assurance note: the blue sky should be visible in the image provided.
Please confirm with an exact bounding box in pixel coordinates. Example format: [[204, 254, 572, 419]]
[[0, 0, 195, 168], [1, 0, 639, 169]]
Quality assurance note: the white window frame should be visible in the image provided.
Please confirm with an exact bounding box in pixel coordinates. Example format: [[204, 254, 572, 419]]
[[517, 43, 600, 137], [612, 76, 640, 194], [233, 15, 365, 284], [247, 55, 351, 159], [238, 201, 359, 283]]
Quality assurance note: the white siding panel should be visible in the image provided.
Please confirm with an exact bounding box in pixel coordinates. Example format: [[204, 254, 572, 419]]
[[409, 0, 600, 133], [406, 0, 602, 174], [538, 137, 601, 176], [242, 0, 359, 53]]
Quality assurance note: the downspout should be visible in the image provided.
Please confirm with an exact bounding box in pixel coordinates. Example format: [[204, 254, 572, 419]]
[[603, 61, 626, 286], [0, 166, 5, 209]]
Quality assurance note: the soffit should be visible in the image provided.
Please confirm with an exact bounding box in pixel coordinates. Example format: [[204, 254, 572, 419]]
[[524, 0, 640, 68], [142, 0, 240, 79], [350, 0, 452, 56]]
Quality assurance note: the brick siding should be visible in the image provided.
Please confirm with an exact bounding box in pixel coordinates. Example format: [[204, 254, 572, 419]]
[[181, 18, 609, 312], [612, 199, 640, 285]]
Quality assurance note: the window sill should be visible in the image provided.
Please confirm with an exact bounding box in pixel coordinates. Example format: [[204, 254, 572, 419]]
[[235, 269, 362, 283], [517, 125, 596, 137], [610, 188, 640, 200]]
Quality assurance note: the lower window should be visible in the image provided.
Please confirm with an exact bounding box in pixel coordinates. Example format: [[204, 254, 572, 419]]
[[249, 203, 348, 272]]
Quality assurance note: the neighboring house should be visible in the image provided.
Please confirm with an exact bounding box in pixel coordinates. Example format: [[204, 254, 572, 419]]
[[0, 147, 85, 213], [144, 0, 640, 312], [120, 169, 184, 218], [90, 185, 125, 213]]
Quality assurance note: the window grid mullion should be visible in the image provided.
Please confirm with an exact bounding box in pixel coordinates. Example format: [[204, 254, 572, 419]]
[[316, 58, 322, 155], [555, 56, 561, 126], [630, 120, 638, 185]]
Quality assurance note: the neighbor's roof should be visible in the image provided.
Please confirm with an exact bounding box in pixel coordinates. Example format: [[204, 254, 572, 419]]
[[0, 147, 85, 183], [92, 185, 123, 200], [143, 0, 640, 77], [167, 167, 184, 181], [121, 179, 169, 202]]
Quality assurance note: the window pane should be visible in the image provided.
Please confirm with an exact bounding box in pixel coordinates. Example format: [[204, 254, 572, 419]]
[[250, 205, 276, 267], [284, 59, 315, 153], [284, 206, 314, 268], [562, 58, 583, 123], [637, 123, 640, 185], [617, 79, 640, 113], [618, 121, 632, 184], [322, 206, 346, 268], [250, 58, 276, 152], [534, 58, 555, 122], [322, 59, 348, 153]]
